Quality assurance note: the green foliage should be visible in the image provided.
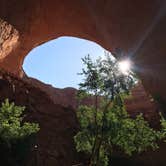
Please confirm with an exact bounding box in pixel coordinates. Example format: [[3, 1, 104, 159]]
[[109, 107, 160, 155], [0, 99, 39, 165], [0, 99, 39, 145], [159, 112, 166, 141], [78, 54, 135, 99], [74, 53, 165, 166], [75, 96, 162, 166]]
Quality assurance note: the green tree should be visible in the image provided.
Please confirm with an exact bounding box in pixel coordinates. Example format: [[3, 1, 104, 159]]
[[0, 99, 39, 165], [74, 53, 164, 166]]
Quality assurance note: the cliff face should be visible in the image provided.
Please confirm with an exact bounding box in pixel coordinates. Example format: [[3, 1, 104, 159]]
[[26, 78, 161, 128], [0, 71, 80, 166], [0, 0, 166, 103], [125, 83, 161, 128], [0, 70, 165, 166]]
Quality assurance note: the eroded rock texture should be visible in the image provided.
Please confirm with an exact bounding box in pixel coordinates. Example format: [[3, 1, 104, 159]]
[[0, 70, 164, 166], [0, 70, 80, 166], [125, 83, 161, 128], [0, 1, 166, 165], [0, 0, 166, 103], [0, 19, 19, 60]]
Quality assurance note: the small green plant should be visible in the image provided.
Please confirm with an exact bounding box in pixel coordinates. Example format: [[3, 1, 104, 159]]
[[0, 99, 39, 165], [160, 112, 166, 141], [74, 53, 165, 166]]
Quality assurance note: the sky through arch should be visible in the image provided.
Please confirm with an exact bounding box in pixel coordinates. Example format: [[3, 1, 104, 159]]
[[23, 37, 106, 89]]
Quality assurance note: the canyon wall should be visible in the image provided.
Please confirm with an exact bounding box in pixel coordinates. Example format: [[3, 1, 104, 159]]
[[0, 1, 166, 165], [0, 70, 80, 166], [0, 70, 164, 166]]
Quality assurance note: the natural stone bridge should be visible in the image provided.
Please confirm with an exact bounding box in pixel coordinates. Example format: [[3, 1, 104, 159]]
[[0, 0, 166, 104], [0, 1, 166, 165]]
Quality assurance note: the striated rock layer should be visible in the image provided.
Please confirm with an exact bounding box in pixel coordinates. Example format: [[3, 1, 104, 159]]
[[0, 0, 166, 103]]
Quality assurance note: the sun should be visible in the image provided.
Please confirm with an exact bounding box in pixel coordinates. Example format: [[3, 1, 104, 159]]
[[118, 59, 131, 75]]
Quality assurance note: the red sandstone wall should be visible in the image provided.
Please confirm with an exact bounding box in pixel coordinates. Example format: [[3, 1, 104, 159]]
[[0, 70, 164, 166], [0, 0, 166, 103]]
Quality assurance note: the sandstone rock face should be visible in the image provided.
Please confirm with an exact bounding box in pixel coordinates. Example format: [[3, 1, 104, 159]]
[[25, 77, 78, 109], [125, 83, 160, 128], [0, 70, 165, 166], [0, 70, 80, 166], [0, 0, 166, 103], [27, 78, 161, 128], [25, 77, 97, 110], [0, 1, 166, 165], [0, 19, 19, 60]]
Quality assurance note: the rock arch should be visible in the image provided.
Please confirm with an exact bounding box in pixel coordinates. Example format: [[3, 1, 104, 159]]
[[0, 0, 166, 102]]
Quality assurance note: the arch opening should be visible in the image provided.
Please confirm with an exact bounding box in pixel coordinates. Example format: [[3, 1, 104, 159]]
[[23, 36, 109, 89]]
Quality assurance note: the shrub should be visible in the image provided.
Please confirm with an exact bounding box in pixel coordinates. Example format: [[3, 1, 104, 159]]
[[0, 99, 39, 165]]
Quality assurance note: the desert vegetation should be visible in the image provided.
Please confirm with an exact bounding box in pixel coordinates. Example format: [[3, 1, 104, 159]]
[[0, 99, 39, 166], [74, 53, 166, 166]]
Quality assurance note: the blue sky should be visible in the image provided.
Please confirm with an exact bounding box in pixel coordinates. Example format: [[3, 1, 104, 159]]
[[23, 37, 105, 89]]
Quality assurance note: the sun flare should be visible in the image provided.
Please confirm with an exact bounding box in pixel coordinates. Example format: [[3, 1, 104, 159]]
[[118, 60, 131, 75]]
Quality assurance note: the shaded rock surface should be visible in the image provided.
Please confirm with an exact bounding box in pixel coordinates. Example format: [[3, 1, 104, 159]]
[[0, 1, 166, 165], [25, 77, 78, 109], [25, 77, 98, 110], [0, 70, 80, 166], [125, 83, 161, 128], [0, 70, 165, 165], [0, 0, 166, 104], [26, 77, 161, 127]]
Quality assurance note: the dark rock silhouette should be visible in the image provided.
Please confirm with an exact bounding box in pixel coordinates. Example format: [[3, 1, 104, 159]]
[[0, 1, 166, 165], [0, 0, 166, 103], [0, 70, 165, 166]]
